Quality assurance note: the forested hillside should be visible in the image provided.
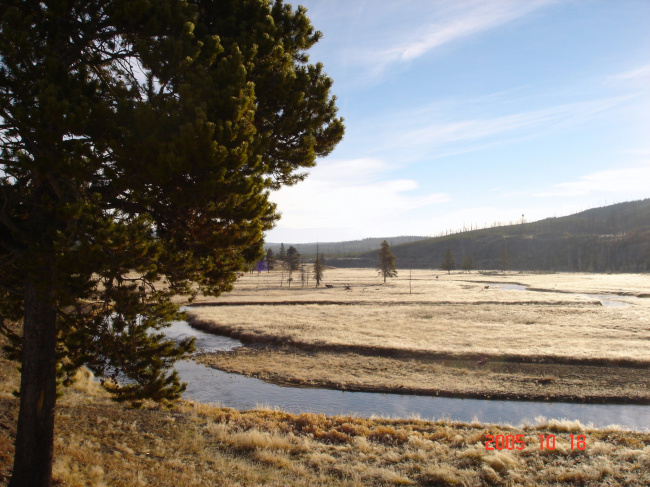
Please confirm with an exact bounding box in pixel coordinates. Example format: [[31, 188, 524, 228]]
[[328, 199, 650, 272], [265, 236, 429, 257]]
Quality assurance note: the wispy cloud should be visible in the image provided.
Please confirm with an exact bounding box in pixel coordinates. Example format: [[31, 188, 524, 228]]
[[390, 1, 554, 62], [369, 94, 636, 161], [354, 0, 556, 79], [609, 64, 650, 83], [535, 162, 650, 197]]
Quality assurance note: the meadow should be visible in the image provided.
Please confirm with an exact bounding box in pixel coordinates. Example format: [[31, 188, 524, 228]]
[[2, 269, 650, 485], [188, 268, 650, 403]]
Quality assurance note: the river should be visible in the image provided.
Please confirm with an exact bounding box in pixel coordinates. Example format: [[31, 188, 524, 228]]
[[166, 320, 650, 432]]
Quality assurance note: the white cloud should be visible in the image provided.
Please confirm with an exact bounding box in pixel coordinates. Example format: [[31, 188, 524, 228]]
[[269, 158, 449, 231], [305, 158, 390, 185], [535, 162, 650, 197]]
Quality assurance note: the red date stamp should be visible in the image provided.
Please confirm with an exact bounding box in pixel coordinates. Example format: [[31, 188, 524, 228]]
[[485, 434, 586, 451]]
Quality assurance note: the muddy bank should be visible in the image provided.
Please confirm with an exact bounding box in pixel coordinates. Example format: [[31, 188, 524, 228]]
[[196, 345, 650, 405]]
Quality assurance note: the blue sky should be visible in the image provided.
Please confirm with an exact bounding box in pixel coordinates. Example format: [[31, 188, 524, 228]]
[[265, 0, 650, 243]]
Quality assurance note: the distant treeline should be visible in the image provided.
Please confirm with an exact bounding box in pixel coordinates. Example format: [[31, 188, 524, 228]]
[[264, 236, 429, 258], [324, 199, 650, 272]]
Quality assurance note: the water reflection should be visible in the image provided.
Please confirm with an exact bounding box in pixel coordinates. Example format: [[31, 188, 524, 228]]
[[166, 321, 650, 432]]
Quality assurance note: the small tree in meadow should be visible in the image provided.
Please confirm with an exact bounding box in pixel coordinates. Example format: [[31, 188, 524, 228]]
[[286, 246, 301, 273], [462, 255, 474, 273], [501, 250, 510, 273], [441, 249, 456, 274], [377, 240, 397, 283], [313, 254, 324, 286], [265, 248, 276, 271]]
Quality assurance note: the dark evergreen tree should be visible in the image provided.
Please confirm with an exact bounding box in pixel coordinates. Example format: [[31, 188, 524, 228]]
[[300, 263, 308, 287], [377, 240, 397, 282], [278, 243, 287, 263], [0, 1, 343, 485], [265, 248, 276, 272], [313, 254, 324, 286], [285, 246, 301, 273], [501, 250, 510, 272], [462, 255, 474, 273], [441, 249, 456, 274]]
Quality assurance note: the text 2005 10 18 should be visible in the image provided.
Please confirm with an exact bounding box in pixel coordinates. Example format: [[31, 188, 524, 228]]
[[485, 434, 586, 451]]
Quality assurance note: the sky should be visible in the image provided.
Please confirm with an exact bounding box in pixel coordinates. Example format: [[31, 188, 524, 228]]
[[265, 0, 650, 244]]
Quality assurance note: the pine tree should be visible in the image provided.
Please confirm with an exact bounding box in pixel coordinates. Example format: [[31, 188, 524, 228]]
[[462, 255, 474, 273], [0, 1, 343, 484], [313, 254, 324, 286], [300, 263, 308, 287], [265, 248, 276, 271], [501, 250, 510, 273], [377, 240, 397, 282], [278, 244, 287, 264], [441, 249, 456, 274], [285, 246, 301, 273]]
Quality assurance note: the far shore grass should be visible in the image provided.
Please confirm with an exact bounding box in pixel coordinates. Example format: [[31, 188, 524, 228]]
[[187, 268, 650, 404]]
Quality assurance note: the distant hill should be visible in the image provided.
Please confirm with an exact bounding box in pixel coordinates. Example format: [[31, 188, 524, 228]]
[[327, 199, 650, 272], [265, 236, 429, 257]]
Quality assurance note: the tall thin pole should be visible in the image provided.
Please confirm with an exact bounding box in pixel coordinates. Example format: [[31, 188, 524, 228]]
[[409, 269, 412, 294]]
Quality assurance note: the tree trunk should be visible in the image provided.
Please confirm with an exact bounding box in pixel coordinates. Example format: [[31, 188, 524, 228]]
[[9, 277, 58, 487]]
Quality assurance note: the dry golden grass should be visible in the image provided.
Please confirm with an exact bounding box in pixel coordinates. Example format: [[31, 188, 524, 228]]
[[188, 269, 650, 363], [191, 268, 650, 303], [3, 390, 650, 486], [188, 269, 650, 403], [2, 311, 650, 486], [197, 347, 650, 403]]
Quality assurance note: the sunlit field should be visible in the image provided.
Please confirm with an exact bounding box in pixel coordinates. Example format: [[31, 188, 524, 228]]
[[187, 268, 650, 404], [189, 268, 650, 363], [2, 272, 650, 485]]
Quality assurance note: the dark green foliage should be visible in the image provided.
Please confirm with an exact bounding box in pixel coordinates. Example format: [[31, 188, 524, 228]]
[[440, 249, 456, 274], [500, 250, 510, 272], [313, 254, 324, 286], [265, 248, 276, 271], [278, 243, 287, 262], [377, 240, 397, 283], [462, 255, 474, 273], [0, 1, 343, 484], [285, 246, 301, 273]]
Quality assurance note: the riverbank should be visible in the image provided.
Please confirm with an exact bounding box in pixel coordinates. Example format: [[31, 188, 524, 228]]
[[195, 344, 650, 404], [2, 365, 650, 486], [2, 309, 650, 485]]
